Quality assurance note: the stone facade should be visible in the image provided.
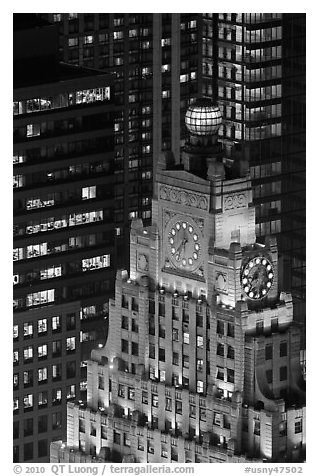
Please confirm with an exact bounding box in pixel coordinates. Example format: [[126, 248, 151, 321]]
[[51, 100, 305, 463]]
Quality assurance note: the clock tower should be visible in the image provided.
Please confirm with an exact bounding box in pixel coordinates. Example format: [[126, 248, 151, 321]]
[[54, 98, 306, 464]]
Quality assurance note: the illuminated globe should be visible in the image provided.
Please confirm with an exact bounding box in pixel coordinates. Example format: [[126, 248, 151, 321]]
[[185, 98, 222, 136]]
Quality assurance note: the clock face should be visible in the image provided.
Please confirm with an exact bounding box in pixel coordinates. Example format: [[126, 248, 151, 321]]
[[241, 256, 274, 300], [167, 219, 201, 271]]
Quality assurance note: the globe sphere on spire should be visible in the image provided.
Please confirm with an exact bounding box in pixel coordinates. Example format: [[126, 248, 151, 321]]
[[185, 97, 222, 136]]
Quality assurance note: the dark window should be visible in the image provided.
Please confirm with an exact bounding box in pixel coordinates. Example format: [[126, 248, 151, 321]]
[[149, 314, 155, 335], [149, 300, 155, 314], [38, 439, 48, 458], [159, 348, 165, 362], [24, 418, 33, 437], [121, 339, 129, 353], [132, 297, 139, 311], [256, 321, 264, 335], [265, 344, 273, 360], [159, 324, 166, 339], [132, 319, 138, 333], [114, 431, 121, 445], [13, 445, 19, 463], [13, 421, 19, 439], [66, 313, 76, 330], [227, 346, 235, 359], [266, 369, 273, 383], [24, 442, 33, 461], [98, 375, 104, 390], [38, 415, 48, 433], [158, 302, 165, 317], [280, 342, 288, 357], [182, 354, 189, 368], [227, 368, 234, 383], [52, 412, 62, 430], [280, 366, 288, 381], [132, 342, 139, 356], [66, 361, 76, 378], [165, 397, 172, 411], [217, 320, 224, 335], [217, 343, 224, 356], [149, 344, 155, 359], [295, 420, 302, 434], [227, 323, 234, 337], [121, 315, 129, 330], [176, 400, 182, 414], [196, 314, 203, 327], [173, 352, 179, 365]]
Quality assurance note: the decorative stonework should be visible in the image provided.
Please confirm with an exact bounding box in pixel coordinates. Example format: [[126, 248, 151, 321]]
[[223, 194, 247, 211], [160, 185, 208, 211]]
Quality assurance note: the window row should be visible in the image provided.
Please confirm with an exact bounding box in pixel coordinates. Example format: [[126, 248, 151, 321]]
[[14, 362, 76, 388], [13, 87, 110, 115], [13, 315, 71, 339], [13, 338, 76, 363], [13, 385, 76, 412], [13, 209, 103, 249]]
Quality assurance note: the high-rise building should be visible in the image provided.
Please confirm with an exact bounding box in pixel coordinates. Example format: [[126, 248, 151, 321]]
[[40, 13, 306, 326], [13, 14, 115, 462], [51, 99, 305, 464], [40, 13, 203, 267], [201, 12, 306, 340]]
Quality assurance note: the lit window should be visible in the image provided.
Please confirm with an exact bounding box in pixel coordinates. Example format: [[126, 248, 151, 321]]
[[142, 171, 152, 180], [197, 359, 204, 372], [38, 391, 48, 407], [197, 335, 204, 348], [13, 175, 25, 188], [129, 29, 138, 38], [13, 154, 25, 164], [183, 332, 190, 344], [13, 350, 19, 364], [66, 385, 76, 399], [13, 325, 19, 340], [40, 265, 61, 280], [161, 38, 171, 47], [26, 289, 54, 307], [52, 316, 61, 332], [23, 346, 33, 361], [162, 90, 170, 99], [197, 380, 204, 393], [23, 394, 33, 409], [13, 398, 19, 412], [38, 344, 48, 359], [23, 322, 33, 338], [68, 37, 79, 47], [152, 394, 159, 407], [129, 211, 138, 220], [66, 337, 76, 352], [113, 31, 124, 40], [84, 35, 93, 44], [69, 13, 78, 19], [38, 368, 48, 382], [161, 64, 170, 73], [26, 124, 40, 137], [82, 186, 96, 200], [82, 254, 110, 271]]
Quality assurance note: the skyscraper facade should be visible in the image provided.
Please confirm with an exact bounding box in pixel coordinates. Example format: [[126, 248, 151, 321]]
[[13, 15, 115, 462], [201, 13, 306, 330], [41, 13, 203, 267], [51, 99, 305, 464]]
